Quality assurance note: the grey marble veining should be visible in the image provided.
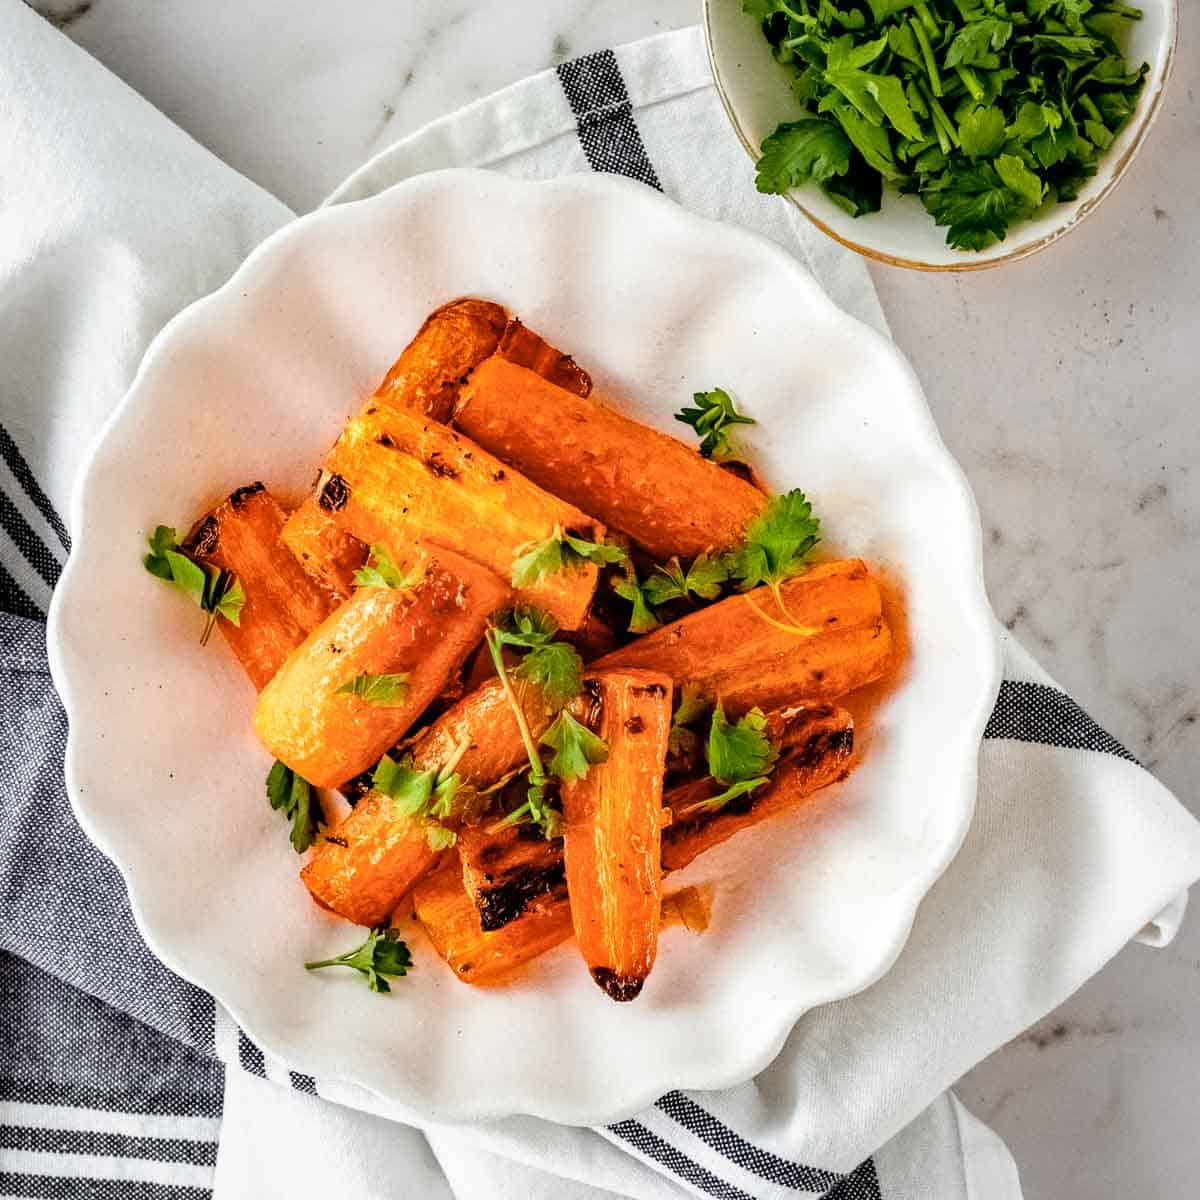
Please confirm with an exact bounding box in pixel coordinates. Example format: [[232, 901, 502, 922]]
[[43, 1, 1200, 1195]]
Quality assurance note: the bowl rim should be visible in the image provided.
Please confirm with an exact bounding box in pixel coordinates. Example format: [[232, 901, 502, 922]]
[[703, 0, 1180, 273], [46, 167, 1003, 1124]]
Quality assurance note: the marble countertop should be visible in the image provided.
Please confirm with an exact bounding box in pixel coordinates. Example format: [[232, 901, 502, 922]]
[[42, 0, 1200, 1194]]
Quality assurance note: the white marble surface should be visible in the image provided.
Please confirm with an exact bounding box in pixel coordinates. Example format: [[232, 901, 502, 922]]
[[39, 0, 1200, 1194]]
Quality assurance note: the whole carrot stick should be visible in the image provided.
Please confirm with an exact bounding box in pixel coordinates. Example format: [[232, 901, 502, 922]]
[[453, 356, 766, 560]]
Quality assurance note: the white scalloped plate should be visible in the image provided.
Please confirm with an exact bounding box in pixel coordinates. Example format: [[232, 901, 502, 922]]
[[47, 169, 999, 1125]]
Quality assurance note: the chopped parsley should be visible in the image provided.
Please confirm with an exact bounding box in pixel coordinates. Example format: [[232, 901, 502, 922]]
[[144, 525, 244, 645]]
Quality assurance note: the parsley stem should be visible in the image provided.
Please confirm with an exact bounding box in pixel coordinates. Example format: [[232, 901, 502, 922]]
[[910, 18, 942, 98], [1078, 94, 1104, 125], [956, 65, 984, 103], [438, 736, 470, 784], [485, 629, 547, 787], [914, 1, 939, 38], [744, 591, 820, 638]]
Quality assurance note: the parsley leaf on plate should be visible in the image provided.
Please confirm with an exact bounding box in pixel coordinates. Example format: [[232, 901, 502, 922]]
[[144, 525, 245, 645], [266, 759, 321, 854], [353, 543, 423, 589], [336, 672, 411, 707], [540, 710, 609, 782], [644, 552, 729, 607], [730, 489, 821, 593], [488, 608, 585, 707], [511, 526, 626, 588], [372, 752, 461, 849], [612, 566, 662, 634], [687, 702, 780, 814], [305, 928, 413, 993], [674, 387, 757, 460]]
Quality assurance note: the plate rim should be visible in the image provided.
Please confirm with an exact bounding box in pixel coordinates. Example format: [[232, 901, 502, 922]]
[[46, 167, 1002, 1124]]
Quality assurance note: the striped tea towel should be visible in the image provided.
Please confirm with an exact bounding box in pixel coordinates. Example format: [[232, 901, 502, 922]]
[[3, 5, 1200, 1198]]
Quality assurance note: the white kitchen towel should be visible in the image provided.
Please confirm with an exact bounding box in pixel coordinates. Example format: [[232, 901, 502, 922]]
[[4, 5, 1200, 1200]]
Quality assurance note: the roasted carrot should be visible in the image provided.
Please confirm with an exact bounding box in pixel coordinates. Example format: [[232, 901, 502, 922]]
[[561, 670, 673, 1001], [374, 298, 509, 422], [457, 823, 566, 931], [282, 301, 588, 595], [596, 560, 892, 712], [453, 357, 766, 560], [410, 857, 573, 986], [254, 545, 508, 789], [183, 484, 337, 689], [301, 675, 558, 925], [495, 318, 592, 397], [662, 703, 854, 871], [308, 405, 602, 628], [276, 498, 366, 601]]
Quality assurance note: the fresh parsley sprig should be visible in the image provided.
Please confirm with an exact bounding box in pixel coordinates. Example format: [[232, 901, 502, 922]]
[[144, 526, 245, 645], [372, 740, 467, 850], [612, 565, 662, 634], [353, 543, 422, 589], [644, 552, 729, 606], [487, 607, 584, 707], [674, 388, 756, 460], [729, 489, 822, 635], [683, 701, 780, 816], [305, 928, 412, 993], [511, 525, 626, 588], [483, 610, 605, 838], [668, 684, 712, 760], [336, 672, 411, 707], [266, 760, 322, 853]]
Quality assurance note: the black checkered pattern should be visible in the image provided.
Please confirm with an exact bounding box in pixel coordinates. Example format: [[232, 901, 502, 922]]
[[556, 50, 662, 191]]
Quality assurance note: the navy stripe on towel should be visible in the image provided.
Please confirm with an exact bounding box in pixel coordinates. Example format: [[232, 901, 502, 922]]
[[984, 679, 1136, 762], [0, 424, 70, 551], [556, 50, 662, 191]]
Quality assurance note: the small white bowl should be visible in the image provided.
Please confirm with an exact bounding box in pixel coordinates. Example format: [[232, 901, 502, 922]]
[[705, 0, 1178, 271]]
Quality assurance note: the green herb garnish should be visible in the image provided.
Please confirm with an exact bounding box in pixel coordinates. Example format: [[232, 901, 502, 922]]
[[729, 489, 822, 634], [540, 710, 609, 781], [483, 612, 605, 838], [144, 525, 245, 645], [266, 760, 321, 853], [336, 672, 411, 707], [668, 684, 712, 760], [305, 928, 412, 993], [644, 552, 730, 607], [372, 747, 464, 849], [612, 565, 662, 634], [511, 526, 626, 588], [685, 701, 779, 815], [748, 0, 1149, 250], [353, 543, 423, 589], [675, 388, 756, 459], [487, 608, 584, 707]]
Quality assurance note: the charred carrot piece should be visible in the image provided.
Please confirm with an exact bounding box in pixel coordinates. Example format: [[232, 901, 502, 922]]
[[301, 675, 557, 925], [307, 406, 602, 628], [453, 357, 766, 560], [276, 499, 366, 602], [375, 298, 509, 422], [282, 301, 592, 596], [561, 670, 673, 1001], [410, 857, 573, 986], [457, 824, 566, 932], [597, 560, 892, 713], [254, 545, 508, 789], [495, 317, 593, 398], [662, 703, 854, 871], [184, 483, 337, 690]]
